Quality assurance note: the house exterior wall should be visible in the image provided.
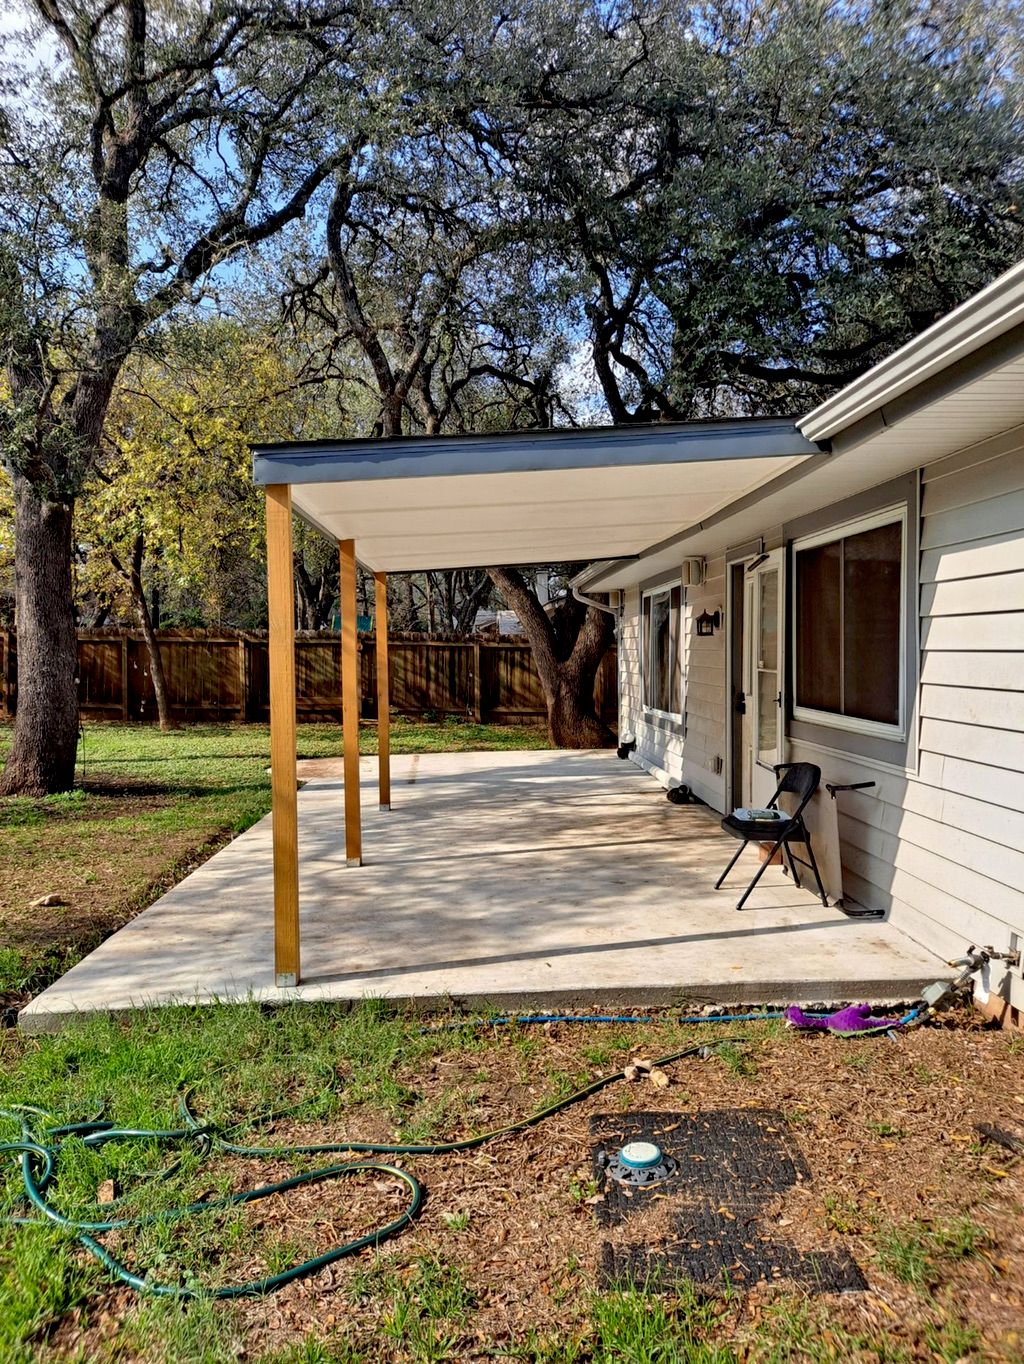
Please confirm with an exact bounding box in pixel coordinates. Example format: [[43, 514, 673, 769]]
[[619, 558, 727, 809], [616, 426, 1024, 1007], [788, 428, 1024, 1007]]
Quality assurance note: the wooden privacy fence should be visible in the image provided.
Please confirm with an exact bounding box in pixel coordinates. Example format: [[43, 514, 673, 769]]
[[0, 631, 617, 726]]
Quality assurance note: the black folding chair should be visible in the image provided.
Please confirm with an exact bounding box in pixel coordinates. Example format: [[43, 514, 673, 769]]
[[715, 762, 828, 911]]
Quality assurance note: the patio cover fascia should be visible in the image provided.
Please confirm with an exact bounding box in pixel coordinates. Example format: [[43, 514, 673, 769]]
[[250, 416, 822, 988], [251, 417, 822, 573]]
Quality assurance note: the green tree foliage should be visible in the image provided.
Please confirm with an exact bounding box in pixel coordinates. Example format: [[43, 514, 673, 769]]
[[2, 0, 1022, 774], [0, 0, 402, 789], [543, 0, 1024, 417], [78, 322, 316, 632]]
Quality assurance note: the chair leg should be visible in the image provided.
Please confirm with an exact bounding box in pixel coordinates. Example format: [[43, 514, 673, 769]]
[[783, 841, 801, 887], [735, 836, 785, 911], [803, 832, 829, 907], [715, 839, 748, 890]]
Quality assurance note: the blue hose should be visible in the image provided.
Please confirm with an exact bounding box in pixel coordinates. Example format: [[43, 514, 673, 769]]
[[426, 1011, 784, 1030], [425, 1007, 923, 1032]]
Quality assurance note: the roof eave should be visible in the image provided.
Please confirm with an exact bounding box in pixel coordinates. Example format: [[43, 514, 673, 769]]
[[799, 258, 1024, 442]]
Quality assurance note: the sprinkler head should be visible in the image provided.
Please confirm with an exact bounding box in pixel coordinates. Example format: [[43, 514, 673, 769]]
[[606, 1140, 678, 1187]]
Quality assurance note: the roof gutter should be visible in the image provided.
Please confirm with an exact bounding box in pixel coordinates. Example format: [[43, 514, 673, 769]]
[[799, 258, 1024, 442], [571, 583, 620, 616]]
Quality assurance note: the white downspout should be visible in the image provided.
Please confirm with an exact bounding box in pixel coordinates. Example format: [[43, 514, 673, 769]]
[[572, 585, 625, 744]]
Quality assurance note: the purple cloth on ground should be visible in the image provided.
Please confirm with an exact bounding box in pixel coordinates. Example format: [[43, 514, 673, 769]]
[[784, 1004, 903, 1035]]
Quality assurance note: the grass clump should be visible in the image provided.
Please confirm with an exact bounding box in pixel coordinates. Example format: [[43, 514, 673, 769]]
[[587, 1285, 734, 1364], [875, 1217, 986, 1288], [355, 1254, 476, 1363]]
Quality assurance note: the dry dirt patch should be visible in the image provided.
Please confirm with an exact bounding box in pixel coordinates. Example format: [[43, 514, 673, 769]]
[[40, 1015, 1024, 1361]]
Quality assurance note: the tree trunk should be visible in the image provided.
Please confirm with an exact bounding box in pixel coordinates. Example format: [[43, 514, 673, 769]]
[[487, 566, 614, 748], [126, 535, 177, 732], [547, 599, 616, 747], [0, 476, 80, 795]]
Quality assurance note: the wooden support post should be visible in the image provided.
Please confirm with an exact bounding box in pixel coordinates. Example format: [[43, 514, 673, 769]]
[[374, 572, 391, 811], [266, 485, 300, 987], [339, 538, 362, 865]]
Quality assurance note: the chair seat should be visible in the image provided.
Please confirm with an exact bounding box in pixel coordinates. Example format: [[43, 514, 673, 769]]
[[721, 812, 795, 840]]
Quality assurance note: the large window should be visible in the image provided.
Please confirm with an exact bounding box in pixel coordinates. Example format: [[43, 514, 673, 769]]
[[642, 583, 682, 717], [792, 508, 905, 736]]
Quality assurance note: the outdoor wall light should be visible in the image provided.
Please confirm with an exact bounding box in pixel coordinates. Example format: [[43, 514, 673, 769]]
[[695, 609, 721, 637]]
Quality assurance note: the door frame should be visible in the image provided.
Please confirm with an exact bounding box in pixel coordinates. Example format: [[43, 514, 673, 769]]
[[725, 544, 785, 812], [751, 547, 785, 807], [726, 559, 747, 813]]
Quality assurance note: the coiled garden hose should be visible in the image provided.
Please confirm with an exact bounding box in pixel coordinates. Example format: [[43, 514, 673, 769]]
[[0, 1036, 739, 1300]]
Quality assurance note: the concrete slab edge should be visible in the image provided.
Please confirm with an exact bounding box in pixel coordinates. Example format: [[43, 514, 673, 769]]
[[17, 976, 944, 1035]]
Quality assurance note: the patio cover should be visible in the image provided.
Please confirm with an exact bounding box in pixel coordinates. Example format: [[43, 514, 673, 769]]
[[250, 415, 821, 987], [251, 418, 822, 572]]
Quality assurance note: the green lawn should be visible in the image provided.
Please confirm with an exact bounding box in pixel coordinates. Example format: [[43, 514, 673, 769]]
[[0, 720, 548, 994]]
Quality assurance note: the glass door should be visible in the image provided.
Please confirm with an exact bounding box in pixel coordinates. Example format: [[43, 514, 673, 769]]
[[751, 550, 784, 808]]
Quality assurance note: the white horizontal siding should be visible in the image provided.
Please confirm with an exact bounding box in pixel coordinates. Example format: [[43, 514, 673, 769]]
[[920, 651, 1023, 690], [920, 684, 1024, 731], [619, 558, 726, 809], [919, 717, 1024, 772], [921, 445, 1024, 517], [918, 751, 1024, 816], [791, 428, 1024, 1008], [922, 613, 1024, 651], [920, 570, 1024, 616], [920, 487, 1024, 550], [920, 531, 1024, 584]]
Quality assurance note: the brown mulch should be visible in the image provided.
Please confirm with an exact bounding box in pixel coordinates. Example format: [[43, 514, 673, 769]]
[[40, 1014, 1024, 1361]]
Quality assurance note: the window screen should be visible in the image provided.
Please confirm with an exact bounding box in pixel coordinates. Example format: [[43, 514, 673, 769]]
[[794, 519, 902, 728]]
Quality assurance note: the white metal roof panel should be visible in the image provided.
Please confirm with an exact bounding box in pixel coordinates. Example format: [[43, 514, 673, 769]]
[[251, 419, 820, 572]]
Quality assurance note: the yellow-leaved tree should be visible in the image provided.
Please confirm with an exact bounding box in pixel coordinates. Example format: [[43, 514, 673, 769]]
[[77, 320, 328, 730]]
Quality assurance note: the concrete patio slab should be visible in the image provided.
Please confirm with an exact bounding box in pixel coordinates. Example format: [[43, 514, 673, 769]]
[[20, 751, 947, 1031]]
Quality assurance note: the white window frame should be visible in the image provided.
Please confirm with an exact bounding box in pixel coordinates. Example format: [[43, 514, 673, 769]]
[[790, 504, 908, 741], [641, 580, 684, 721]]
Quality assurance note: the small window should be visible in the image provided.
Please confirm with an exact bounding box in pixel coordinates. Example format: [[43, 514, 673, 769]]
[[641, 583, 682, 716], [792, 509, 905, 736]]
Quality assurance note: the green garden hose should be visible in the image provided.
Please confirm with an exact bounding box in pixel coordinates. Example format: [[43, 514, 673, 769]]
[[1, 1037, 738, 1300]]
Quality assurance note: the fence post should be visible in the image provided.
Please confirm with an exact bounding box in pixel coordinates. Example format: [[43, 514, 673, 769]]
[[473, 640, 483, 720], [120, 635, 129, 721], [237, 637, 248, 721]]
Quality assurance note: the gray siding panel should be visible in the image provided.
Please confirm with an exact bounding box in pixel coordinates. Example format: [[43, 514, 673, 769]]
[[920, 487, 1024, 550], [616, 423, 1024, 1004], [791, 428, 1024, 1007], [619, 558, 727, 810]]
